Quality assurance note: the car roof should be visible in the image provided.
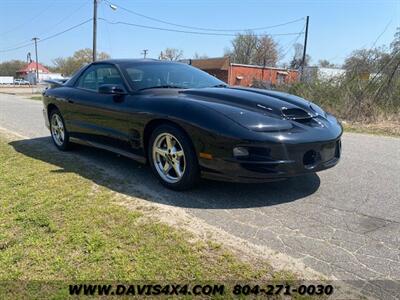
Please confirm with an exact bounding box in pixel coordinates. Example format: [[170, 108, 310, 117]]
[[93, 58, 184, 66]]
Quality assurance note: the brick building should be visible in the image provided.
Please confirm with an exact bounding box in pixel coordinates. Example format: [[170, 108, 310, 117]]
[[16, 61, 63, 84], [189, 57, 299, 87]]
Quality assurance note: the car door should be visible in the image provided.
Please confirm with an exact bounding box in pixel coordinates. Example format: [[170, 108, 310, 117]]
[[66, 63, 133, 151]]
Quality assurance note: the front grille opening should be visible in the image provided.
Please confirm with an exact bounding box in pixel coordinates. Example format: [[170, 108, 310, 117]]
[[295, 118, 322, 127], [335, 140, 341, 158], [281, 108, 311, 119], [303, 150, 321, 169]]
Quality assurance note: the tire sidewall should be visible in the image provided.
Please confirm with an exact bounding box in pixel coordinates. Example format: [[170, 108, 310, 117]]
[[148, 124, 199, 190], [49, 109, 70, 150]]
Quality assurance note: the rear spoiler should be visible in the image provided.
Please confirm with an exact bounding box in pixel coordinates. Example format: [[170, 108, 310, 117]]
[[43, 79, 68, 88]]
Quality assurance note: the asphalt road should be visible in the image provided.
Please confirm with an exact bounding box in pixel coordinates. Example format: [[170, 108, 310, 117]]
[[1, 94, 400, 298]]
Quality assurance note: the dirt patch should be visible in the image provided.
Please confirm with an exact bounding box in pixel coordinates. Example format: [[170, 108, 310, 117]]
[[343, 120, 400, 137], [0, 86, 43, 95]]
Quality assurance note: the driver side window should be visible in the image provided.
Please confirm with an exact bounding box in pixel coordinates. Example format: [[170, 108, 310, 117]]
[[76, 64, 124, 91]]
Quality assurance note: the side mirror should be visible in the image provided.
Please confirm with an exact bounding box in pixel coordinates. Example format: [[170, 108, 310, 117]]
[[98, 84, 127, 95]]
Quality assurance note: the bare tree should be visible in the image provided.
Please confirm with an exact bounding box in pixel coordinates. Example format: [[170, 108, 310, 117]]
[[290, 43, 310, 69], [390, 27, 400, 53], [159, 48, 184, 61], [343, 48, 386, 77], [318, 59, 335, 68], [229, 31, 258, 64], [193, 52, 208, 59], [253, 35, 279, 66], [228, 32, 279, 66]]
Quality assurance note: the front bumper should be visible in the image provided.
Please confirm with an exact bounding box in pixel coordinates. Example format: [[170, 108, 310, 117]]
[[200, 138, 341, 183]]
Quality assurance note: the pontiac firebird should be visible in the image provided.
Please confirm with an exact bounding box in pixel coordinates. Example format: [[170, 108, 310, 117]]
[[42, 59, 342, 190]]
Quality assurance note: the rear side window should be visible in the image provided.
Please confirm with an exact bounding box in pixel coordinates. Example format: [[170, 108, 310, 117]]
[[76, 64, 124, 91]]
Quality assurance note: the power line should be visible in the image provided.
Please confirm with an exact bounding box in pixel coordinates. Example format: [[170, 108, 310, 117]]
[[37, 18, 93, 43], [141, 49, 149, 58], [37, 1, 91, 38], [103, 0, 304, 33], [0, 1, 56, 38], [0, 2, 90, 53], [0, 41, 34, 53], [0, 18, 93, 53], [280, 31, 304, 60], [99, 18, 304, 37]]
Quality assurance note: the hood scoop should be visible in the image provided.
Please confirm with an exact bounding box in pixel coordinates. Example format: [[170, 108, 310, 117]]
[[281, 107, 316, 120]]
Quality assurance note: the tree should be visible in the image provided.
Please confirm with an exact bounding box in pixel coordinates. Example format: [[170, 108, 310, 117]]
[[159, 48, 184, 61], [343, 48, 387, 77], [390, 27, 400, 53], [318, 59, 335, 68], [253, 35, 279, 66], [193, 52, 208, 59], [228, 32, 258, 64], [289, 43, 310, 69], [227, 32, 279, 66], [52, 48, 110, 76], [0, 60, 26, 76]]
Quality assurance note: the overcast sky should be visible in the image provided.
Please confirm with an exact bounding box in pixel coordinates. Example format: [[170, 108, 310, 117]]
[[0, 0, 398, 66]]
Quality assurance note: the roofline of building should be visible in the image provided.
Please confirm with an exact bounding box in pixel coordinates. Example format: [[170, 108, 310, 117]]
[[189, 56, 230, 61], [230, 62, 298, 72]]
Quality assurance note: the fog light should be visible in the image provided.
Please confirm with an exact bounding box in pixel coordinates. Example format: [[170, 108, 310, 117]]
[[233, 147, 249, 157]]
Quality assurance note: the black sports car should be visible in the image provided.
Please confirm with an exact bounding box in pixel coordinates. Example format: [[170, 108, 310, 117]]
[[42, 59, 342, 190]]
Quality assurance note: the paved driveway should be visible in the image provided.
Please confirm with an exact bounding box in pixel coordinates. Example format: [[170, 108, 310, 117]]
[[1, 94, 399, 298]]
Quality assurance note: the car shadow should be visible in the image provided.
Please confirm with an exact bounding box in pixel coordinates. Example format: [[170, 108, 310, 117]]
[[9, 137, 321, 209]]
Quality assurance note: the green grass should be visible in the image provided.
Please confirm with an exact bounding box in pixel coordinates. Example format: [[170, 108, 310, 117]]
[[0, 136, 305, 298]]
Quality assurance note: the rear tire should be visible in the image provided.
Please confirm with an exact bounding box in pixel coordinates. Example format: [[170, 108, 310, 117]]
[[148, 124, 199, 190], [49, 109, 71, 151]]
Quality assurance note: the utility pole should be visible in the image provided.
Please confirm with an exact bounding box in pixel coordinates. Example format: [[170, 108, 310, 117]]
[[301, 16, 309, 80], [141, 49, 149, 58], [32, 37, 39, 83], [92, 0, 97, 62]]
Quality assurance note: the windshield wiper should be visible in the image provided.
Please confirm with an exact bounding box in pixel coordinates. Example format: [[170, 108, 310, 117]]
[[138, 85, 185, 91], [212, 84, 228, 88]]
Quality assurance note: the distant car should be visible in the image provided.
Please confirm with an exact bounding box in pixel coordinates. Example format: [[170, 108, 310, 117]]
[[42, 59, 342, 190], [14, 79, 30, 85]]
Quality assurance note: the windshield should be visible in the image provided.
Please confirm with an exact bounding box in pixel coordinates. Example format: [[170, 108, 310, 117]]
[[121, 62, 225, 91]]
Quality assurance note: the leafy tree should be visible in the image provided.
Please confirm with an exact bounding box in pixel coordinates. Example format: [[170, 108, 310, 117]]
[[52, 48, 110, 76], [159, 48, 184, 61], [0, 60, 26, 76]]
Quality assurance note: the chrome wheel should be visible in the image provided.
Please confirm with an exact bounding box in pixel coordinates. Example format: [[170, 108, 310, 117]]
[[51, 113, 65, 146], [152, 133, 186, 183]]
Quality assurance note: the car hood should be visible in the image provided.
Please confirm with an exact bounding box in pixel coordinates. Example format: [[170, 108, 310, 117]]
[[179, 87, 327, 132]]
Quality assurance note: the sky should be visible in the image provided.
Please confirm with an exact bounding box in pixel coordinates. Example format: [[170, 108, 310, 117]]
[[0, 0, 399, 67]]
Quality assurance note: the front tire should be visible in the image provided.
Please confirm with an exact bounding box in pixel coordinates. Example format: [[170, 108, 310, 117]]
[[49, 109, 70, 150], [148, 124, 199, 190]]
